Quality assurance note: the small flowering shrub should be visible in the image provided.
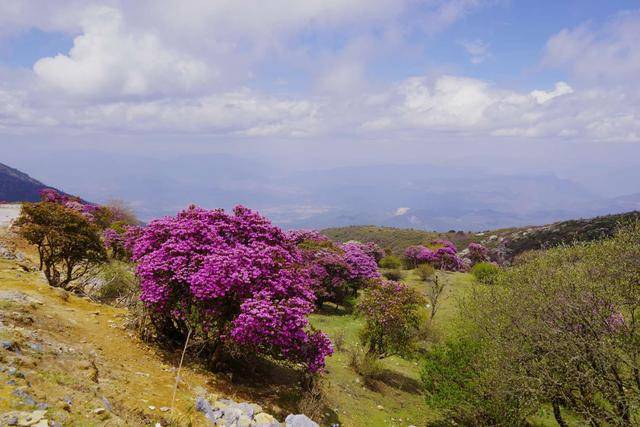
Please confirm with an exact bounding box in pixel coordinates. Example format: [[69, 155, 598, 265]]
[[357, 280, 424, 358], [404, 241, 465, 271], [130, 205, 332, 372], [404, 245, 435, 268], [466, 243, 489, 265], [291, 232, 380, 308]]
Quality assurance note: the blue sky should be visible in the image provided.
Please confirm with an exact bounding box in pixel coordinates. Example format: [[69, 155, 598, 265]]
[[0, 0, 639, 224]]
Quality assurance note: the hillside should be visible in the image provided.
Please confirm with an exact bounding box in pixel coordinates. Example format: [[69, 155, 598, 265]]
[[322, 225, 480, 255], [0, 162, 59, 203], [324, 210, 640, 261], [496, 210, 640, 261]]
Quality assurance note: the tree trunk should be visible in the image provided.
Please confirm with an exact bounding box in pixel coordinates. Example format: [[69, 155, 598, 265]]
[[552, 401, 568, 427]]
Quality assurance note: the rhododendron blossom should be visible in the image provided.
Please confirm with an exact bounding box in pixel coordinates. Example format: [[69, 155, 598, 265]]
[[466, 242, 489, 265], [341, 242, 381, 281], [290, 232, 380, 308], [129, 205, 332, 372]]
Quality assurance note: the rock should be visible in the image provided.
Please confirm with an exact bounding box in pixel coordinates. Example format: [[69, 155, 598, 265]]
[[6, 415, 18, 426], [223, 406, 243, 424], [101, 396, 113, 412], [160, 406, 170, 412], [17, 410, 46, 426], [285, 414, 318, 427], [237, 414, 252, 427], [195, 396, 218, 422], [253, 412, 279, 426], [93, 408, 106, 415], [376, 405, 384, 410], [28, 343, 43, 353], [148, 406, 156, 411], [2, 340, 18, 351], [12, 389, 36, 406], [237, 402, 255, 418]]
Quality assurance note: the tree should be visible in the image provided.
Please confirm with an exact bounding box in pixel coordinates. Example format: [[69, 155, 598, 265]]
[[16, 202, 107, 291], [428, 222, 640, 425], [425, 274, 446, 321], [129, 205, 333, 372], [357, 280, 424, 358]]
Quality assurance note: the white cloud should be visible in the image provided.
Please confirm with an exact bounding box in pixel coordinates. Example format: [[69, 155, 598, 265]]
[[543, 10, 640, 84], [459, 39, 490, 64], [530, 81, 573, 104], [361, 75, 638, 142], [0, 2, 638, 145], [394, 207, 410, 216], [33, 6, 211, 98]]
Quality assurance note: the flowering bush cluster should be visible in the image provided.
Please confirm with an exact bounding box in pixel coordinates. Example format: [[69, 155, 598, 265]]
[[129, 205, 332, 372], [341, 242, 381, 281], [466, 243, 489, 265], [346, 241, 385, 263], [404, 240, 465, 271], [291, 233, 380, 308]]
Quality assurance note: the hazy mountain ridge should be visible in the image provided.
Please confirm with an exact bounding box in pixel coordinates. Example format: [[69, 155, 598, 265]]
[[0, 162, 60, 202], [2, 157, 639, 231]]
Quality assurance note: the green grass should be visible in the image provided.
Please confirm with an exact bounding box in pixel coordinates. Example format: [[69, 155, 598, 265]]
[[309, 271, 477, 426]]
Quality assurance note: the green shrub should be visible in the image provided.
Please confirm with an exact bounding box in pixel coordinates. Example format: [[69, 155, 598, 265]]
[[470, 262, 500, 284], [379, 255, 402, 269], [446, 221, 640, 426], [97, 261, 138, 303], [382, 269, 405, 281], [421, 336, 528, 424], [416, 263, 435, 281]]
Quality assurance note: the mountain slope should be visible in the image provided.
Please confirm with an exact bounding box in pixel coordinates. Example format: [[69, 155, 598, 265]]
[[0, 162, 56, 202], [324, 210, 640, 261]]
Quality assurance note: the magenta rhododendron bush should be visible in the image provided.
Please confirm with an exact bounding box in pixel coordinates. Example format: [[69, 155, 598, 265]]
[[290, 232, 380, 307], [129, 205, 332, 372]]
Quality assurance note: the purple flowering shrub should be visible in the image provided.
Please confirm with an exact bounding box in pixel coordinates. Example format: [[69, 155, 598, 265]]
[[129, 205, 332, 372], [404, 245, 435, 268], [346, 241, 385, 263], [290, 232, 380, 309], [466, 243, 489, 265], [38, 189, 132, 232], [341, 242, 381, 281], [404, 241, 465, 272]]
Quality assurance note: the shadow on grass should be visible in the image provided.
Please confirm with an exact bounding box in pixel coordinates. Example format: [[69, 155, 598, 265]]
[[366, 368, 423, 395]]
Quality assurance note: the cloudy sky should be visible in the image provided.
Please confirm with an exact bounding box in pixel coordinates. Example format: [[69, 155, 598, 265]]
[[1, 0, 639, 225]]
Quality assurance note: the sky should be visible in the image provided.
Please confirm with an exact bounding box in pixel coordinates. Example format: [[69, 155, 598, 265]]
[[1, 0, 639, 226]]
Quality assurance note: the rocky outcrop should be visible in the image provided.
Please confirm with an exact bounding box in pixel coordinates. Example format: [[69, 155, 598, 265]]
[[195, 396, 318, 427]]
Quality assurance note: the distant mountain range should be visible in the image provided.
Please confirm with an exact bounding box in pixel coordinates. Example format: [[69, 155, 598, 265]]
[[0, 162, 58, 202], [2, 156, 639, 232]]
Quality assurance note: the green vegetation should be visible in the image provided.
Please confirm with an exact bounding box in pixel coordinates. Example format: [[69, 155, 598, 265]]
[[423, 222, 640, 426], [15, 201, 107, 290], [470, 261, 500, 284], [322, 225, 479, 256], [378, 254, 402, 269]]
